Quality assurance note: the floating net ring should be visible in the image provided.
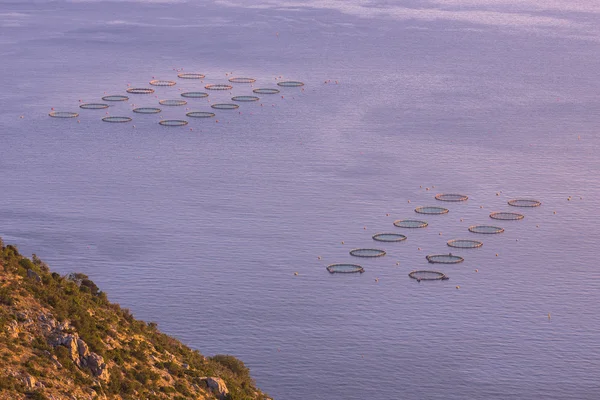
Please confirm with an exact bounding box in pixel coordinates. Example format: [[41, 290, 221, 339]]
[[372, 233, 407, 242], [435, 193, 468, 202], [133, 107, 161, 114], [150, 80, 176, 86], [186, 111, 216, 118], [426, 254, 464, 264], [126, 88, 155, 94], [228, 77, 256, 83], [277, 81, 304, 87], [326, 263, 364, 274], [181, 92, 209, 98], [508, 199, 541, 207], [490, 211, 524, 221], [102, 116, 132, 123], [211, 103, 239, 110], [468, 225, 504, 234], [232, 95, 260, 102], [159, 119, 188, 127], [349, 248, 386, 258], [177, 73, 205, 79], [205, 84, 233, 91], [415, 206, 449, 215], [447, 239, 483, 249], [393, 219, 428, 228], [253, 88, 280, 94], [159, 99, 187, 106], [102, 95, 129, 102], [79, 103, 109, 110], [49, 111, 79, 118], [408, 270, 449, 281]]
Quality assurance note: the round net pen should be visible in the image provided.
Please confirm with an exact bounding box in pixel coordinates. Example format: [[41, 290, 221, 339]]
[[159, 120, 188, 127], [426, 254, 464, 264], [253, 88, 280, 94], [102, 95, 129, 102], [49, 111, 79, 118], [211, 103, 239, 110], [232, 95, 260, 102], [159, 99, 187, 106], [447, 239, 483, 249], [435, 193, 468, 202], [150, 80, 176, 86], [490, 212, 524, 221], [415, 206, 449, 215], [181, 92, 209, 98], [508, 199, 541, 207], [126, 88, 155, 94], [393, 219, 428, 228], [277, 81, 304, 87], [468, 225, 504, 234], [409, 270, 449, 281], [349, 248, 386, 258], [186, 111, 216, 118], [133, 107, 161, 114], [327, 264, 364, 274], [80, 103, 109, 110], [372, 233, 407, 242], [228, 77, 256, 83], [178, 73, 205, 79], [205, 84, 233, 91], [102, 116, 132, 123]]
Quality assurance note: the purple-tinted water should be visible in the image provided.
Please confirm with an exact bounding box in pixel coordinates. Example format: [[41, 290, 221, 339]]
[[2, 1, 600, 399]]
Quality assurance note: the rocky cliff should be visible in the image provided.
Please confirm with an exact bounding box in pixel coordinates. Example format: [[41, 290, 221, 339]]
[[0, 238, 270, 400]]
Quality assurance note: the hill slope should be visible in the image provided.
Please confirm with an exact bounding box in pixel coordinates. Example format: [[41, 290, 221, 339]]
[[0, 237, 270, 400]]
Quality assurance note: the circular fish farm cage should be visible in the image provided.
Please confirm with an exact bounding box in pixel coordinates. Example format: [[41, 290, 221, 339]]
[[490, 212, 524, 220], [253, 88, 280, 94], [426, 254, 464, 264], [181, 92, 209, 98], [326, 264, 364, 274], [205, 84, 233, 91], [79, 103, 109, 110], [102, 116, 132, 123], [228, 77, 256, 83], [372, 233, 407, 242], [349, 248, 386, 258], [133, 107, 161, 114], [159, 99, 187, 106], [415, 206, 449, 215], [232, 95, 260, 102], [177, 73, 205, 79], [468, 225, 504, 234], [102, 95, 129, 102], [49, 111, 79, 118], [447, 239, 483, 249], [126, 88, 155, 94], [186, 111, 216, 118], [435, 193, 468, 202], [508, 199, 542, 207], [408, 270, 449, 281], [393, 219, 428, 228], [150, 80, 176, 86], [211, 103, 239, 110], [159, 119, 188, 127], [277, 81, 304, 87]]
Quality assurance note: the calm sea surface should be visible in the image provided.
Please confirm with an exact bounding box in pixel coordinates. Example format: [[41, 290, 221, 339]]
[[2, 1, 600, 398]]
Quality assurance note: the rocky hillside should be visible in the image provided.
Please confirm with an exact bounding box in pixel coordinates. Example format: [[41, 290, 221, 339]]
[[0, 238, 270, 400]]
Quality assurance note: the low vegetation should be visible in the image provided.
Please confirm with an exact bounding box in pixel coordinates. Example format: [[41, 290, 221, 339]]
[[0, 237, 269, 400]]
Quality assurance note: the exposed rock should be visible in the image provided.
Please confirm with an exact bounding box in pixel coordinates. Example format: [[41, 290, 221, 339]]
[[84, 352, 109, 381], [27, 269, 42, 283], [6, 320, 20, 338], [205, 377, 229, 399], [24, 374, 36, 388], [77, 338, 90, 359]]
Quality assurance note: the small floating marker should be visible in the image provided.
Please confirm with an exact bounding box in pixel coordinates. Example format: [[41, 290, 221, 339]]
[[341, 241, 344, 244], [554, 211, 557, 214], [548, 313, 551, 320], [294, 272, 298, 276], [475, 269, 478, 272], [456, 286, 460, 289], [495, 253, 499, 257]]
